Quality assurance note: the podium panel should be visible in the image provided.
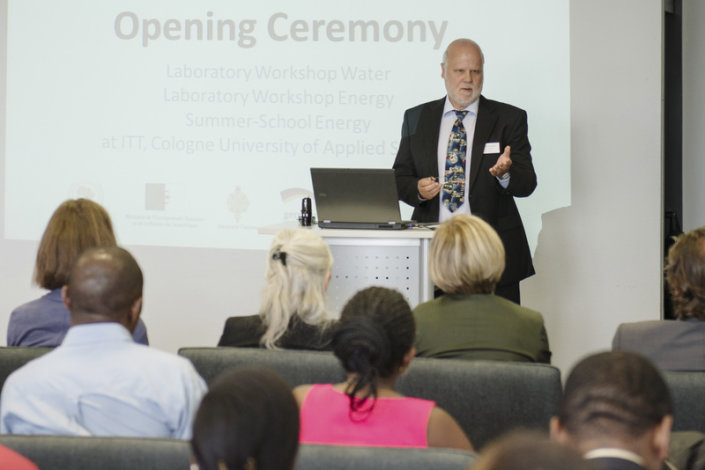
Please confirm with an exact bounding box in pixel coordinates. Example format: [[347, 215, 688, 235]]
[[325, 238, 429, 316]]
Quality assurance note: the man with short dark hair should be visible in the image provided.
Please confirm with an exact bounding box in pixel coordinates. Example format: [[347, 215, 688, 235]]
[[0, 247, 207, 438], [550, 351, 673, 470]]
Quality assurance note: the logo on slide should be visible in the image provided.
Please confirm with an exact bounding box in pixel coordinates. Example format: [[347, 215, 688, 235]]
[[227, 186, 249, 223], [145, 183, 169, 211]]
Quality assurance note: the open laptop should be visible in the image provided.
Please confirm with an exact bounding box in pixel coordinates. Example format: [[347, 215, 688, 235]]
[[310, 168, 413, 230]]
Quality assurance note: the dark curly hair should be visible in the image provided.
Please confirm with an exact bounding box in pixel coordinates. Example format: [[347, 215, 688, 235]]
[[665, 227, 705, 320], [332, 287, 415, 416]]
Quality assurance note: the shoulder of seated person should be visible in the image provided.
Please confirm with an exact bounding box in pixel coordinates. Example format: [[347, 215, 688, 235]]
[[292, 384, 313, 405]]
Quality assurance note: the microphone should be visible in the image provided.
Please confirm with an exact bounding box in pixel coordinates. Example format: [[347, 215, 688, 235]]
[[300, 197, 312, 226]]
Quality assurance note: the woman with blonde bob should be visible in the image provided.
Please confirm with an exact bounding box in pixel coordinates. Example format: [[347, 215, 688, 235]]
[[413, 214, 550, 362], [218, 229, 334, 349], [8, 198, 149, 346]]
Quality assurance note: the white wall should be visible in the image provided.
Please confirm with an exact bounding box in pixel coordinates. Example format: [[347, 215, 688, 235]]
[[0, 0, 665, 376], [683, 0, 705, 231], [522, 0, 664, 373]]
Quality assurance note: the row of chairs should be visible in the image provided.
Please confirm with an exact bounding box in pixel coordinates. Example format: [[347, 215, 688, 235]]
[[175, 347, 705, 446], [178, 347, 560, 450], [1, 346, 704, 451], [0, 435, 477, 470]]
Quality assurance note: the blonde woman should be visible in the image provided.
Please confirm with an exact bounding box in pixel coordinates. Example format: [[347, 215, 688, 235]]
[[218, 229, 333, 350], [414, 214, 550, 362]]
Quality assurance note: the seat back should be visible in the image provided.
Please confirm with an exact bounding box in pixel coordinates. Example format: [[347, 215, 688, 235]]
[[295, 444, 475, 470], [664, 371, 705, 432], [0, 435, 191, 470], [179, 347, 561, 449], [0, 347, 52, 392], [0, 435, 475, 470], [398, 358, 562, 449], [178, 346, 345, 386]]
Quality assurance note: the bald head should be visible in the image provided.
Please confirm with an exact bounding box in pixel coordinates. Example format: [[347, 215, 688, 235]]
[[441, 38, 485, 109], [442, 38, 484, 67], [64, 246, 143, 325]]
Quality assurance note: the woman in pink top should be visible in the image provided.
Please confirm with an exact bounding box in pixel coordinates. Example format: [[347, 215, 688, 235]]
[[293, 287, 473, 451]]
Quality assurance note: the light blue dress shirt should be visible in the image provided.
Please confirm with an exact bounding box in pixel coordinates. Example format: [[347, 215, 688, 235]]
[[0, 323, 207, 439], [436, 97, 510, 221]]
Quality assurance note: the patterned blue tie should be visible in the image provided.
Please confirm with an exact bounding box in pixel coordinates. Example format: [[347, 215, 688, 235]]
[[442, 110, 469, 212]]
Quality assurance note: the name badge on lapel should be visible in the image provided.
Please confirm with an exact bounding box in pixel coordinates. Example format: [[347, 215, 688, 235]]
[[483, 142, 500, 154]]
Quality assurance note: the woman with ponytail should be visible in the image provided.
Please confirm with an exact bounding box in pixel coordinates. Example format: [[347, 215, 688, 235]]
[[218, 229, 334, 350], [293, 286, 472, 450]]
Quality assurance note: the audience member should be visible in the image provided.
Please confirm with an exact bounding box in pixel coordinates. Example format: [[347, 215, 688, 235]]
[[218, 229, 334, 350], [613, 226, 705, 370], [294, 286, 472, 450], [0, 246, 207, 438], [191, 366, 299, 470], [7, 198, 148, 346], [413, 214, 550, 362], [0, 445, 39, 470], [550, 351, 673, 470], [472, 431, 598, 470]]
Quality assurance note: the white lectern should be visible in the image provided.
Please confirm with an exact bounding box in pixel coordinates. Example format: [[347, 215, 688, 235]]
[[258, 222, 435, 316]]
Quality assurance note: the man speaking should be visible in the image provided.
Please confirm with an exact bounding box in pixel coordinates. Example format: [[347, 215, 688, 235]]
[[393, 38, 536, 303]]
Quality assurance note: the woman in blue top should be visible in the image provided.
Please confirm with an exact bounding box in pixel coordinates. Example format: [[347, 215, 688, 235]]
[[7, 198, 148, 346]]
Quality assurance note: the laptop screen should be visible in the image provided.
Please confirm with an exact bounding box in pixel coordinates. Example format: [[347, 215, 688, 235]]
[[310, 168, 405, 227]]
